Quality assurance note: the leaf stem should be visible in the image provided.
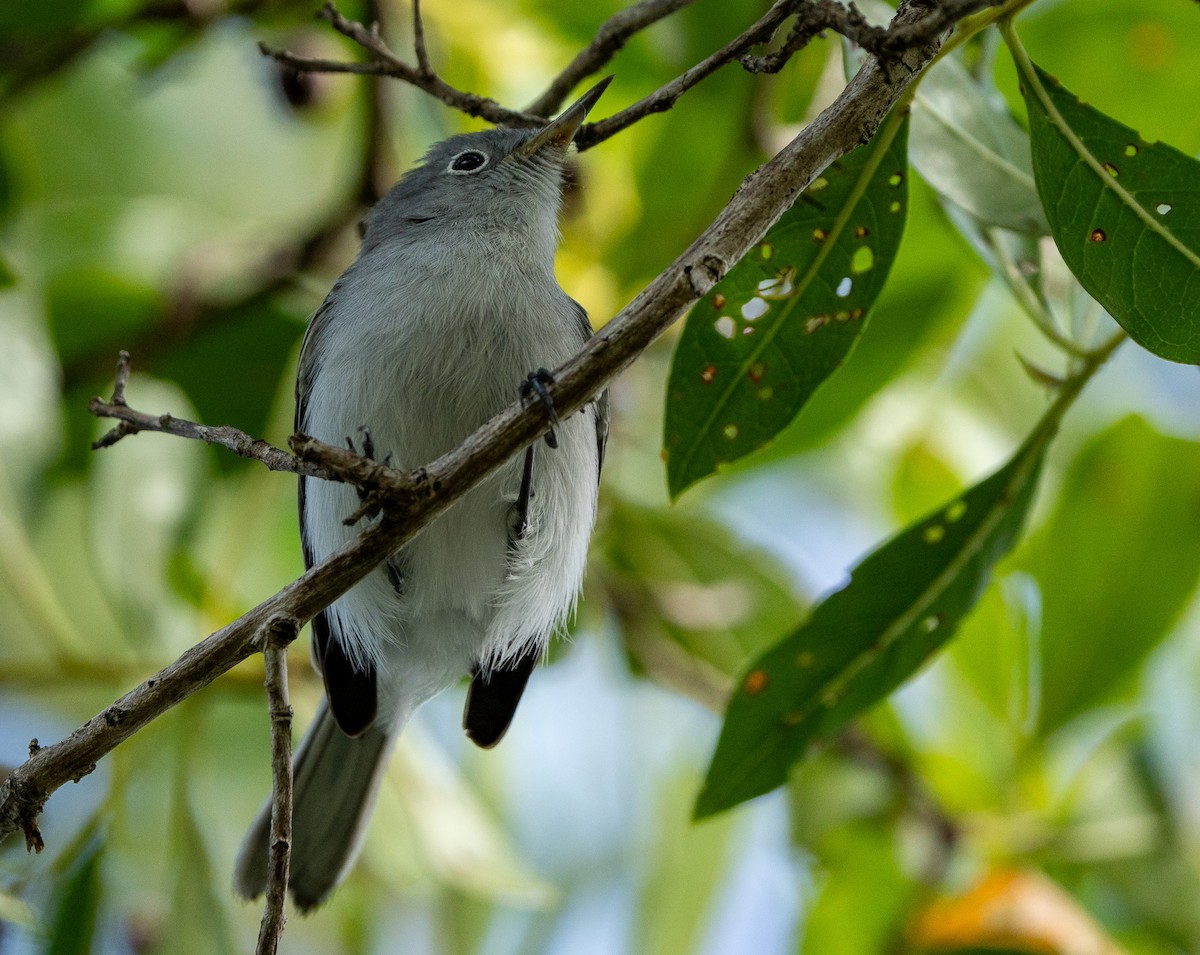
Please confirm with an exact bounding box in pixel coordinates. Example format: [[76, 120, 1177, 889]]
[[933, 0, 1036, 63], [1040, 329, 1127, 435], [989, 237, 1092, 360]]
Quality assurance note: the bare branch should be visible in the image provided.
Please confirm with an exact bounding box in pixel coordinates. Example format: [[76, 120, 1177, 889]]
[[89, 352, 297, 470], [876, 0, 1003, 53], [739, 0, 1003, 75], [525, 0, 700, 117], [740, 13, 826, 75], [89, 352, 413, 496], [255, 621, 297, 955], [258, 3, 545, 127], [576, 0, 795, 149], [0, 0, 947, 850], [261, 0, 999, 152], [411, 0, 431, 76], [255, 44, 396, 77]]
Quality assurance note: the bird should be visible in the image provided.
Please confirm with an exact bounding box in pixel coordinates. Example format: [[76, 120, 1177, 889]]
[[234, 77, 611, 911]]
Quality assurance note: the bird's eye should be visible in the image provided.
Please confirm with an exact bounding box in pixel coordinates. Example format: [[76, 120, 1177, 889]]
[[448, 150, 488, 174]]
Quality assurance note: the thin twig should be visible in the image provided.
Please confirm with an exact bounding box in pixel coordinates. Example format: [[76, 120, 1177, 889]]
[[262, 0, 999, 150], [89, 352, 410, 494], [576, 0, 795, 148], [90, 374, 302, 472], [877, 0, 1003, 54], [0, 0, 964, 852], [835, 728, 960, 882], [411, 0, 431, 76], [525, 0, 699, 116], [258, 3, 545, 127], [740, 12, 826, 75], [255, 620, 297, 955], [741, 0, 1004, 75]]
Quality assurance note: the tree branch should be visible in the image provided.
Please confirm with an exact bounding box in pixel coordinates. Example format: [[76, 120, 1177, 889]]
[[524, 0, 700, 117], [259, 0, 1002, 152], [89, 351, 413, 501], [575, 0, 796, 148], [741, 0, 1004, 75], [0, 0, 948, 850], [258, 2, 546, 127], [255, 621, 297, 955]]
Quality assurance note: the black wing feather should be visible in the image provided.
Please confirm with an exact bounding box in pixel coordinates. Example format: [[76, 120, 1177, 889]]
[[463, 646, 540, 748]]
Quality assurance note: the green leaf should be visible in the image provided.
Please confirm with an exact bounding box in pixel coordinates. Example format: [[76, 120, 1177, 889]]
[[663, 114, 909, 498], [695, 425, 1048, 818], [911, 52, 1047, 234], [800, 824, 912, 955], [594, 499, 805, 680], [639, 775, 737, 955], [1023, 416, 1200, 733], [1008, 35, 1200, 363], [161, 804, 238, 955], [722, 177, 986, 460], [44, 832, 104, 955], [0, 0, 89, 33], [0, 887, 35, 928], [152, 298, 301, 444], [45, 267, 163, 366]]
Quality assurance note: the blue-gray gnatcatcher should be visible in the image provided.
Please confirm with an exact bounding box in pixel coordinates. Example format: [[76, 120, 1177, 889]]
[[234, 78, 611, 910]]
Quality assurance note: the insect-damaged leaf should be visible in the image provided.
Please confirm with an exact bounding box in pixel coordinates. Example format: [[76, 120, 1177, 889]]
[[663, 114, 909, 499], [1010, 36, 1200, 363], [694, 421, 1048, 819]]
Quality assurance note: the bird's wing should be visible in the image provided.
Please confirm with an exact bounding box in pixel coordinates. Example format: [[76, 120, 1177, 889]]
[[569, 297, 609, 481], [297, 290, 379, 738]]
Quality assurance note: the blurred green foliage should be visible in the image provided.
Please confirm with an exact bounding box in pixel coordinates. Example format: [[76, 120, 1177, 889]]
[[1, 1, 1200, 954]]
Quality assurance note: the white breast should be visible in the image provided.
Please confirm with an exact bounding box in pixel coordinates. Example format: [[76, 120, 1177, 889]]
[[299, 228, 599, 708]]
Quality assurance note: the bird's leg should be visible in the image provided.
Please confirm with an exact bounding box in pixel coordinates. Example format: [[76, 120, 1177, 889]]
[[385, 557, 406, 597], [510, 443, 536, 548], [511, 368, 561, 548], [519, 368, 561, 449]]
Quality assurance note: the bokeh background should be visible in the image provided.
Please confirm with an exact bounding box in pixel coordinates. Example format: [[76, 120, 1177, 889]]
[[2, 0, 1200, 952]]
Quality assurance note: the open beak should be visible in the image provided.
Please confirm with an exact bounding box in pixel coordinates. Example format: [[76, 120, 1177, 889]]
[[517, 76, 613, 157]]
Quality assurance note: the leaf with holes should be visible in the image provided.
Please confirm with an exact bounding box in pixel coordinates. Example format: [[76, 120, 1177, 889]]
[[1009, 35, 1200, 363], [694, 422, 1048, 818], [663, 114, 909, 499]]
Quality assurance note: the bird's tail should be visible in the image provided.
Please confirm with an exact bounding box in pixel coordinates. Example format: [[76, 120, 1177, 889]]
[[233, 702, 392, 911]]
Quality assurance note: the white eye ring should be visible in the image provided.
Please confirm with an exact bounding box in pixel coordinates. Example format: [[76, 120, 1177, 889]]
[[447, 149, 489, 174]]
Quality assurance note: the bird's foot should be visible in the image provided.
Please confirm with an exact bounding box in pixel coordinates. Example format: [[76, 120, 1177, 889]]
[[345, 426, 392, 504], [519, 368, 561, 450]]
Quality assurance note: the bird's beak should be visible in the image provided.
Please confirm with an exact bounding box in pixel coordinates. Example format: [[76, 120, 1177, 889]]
[[517, 76, 613, 157]]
